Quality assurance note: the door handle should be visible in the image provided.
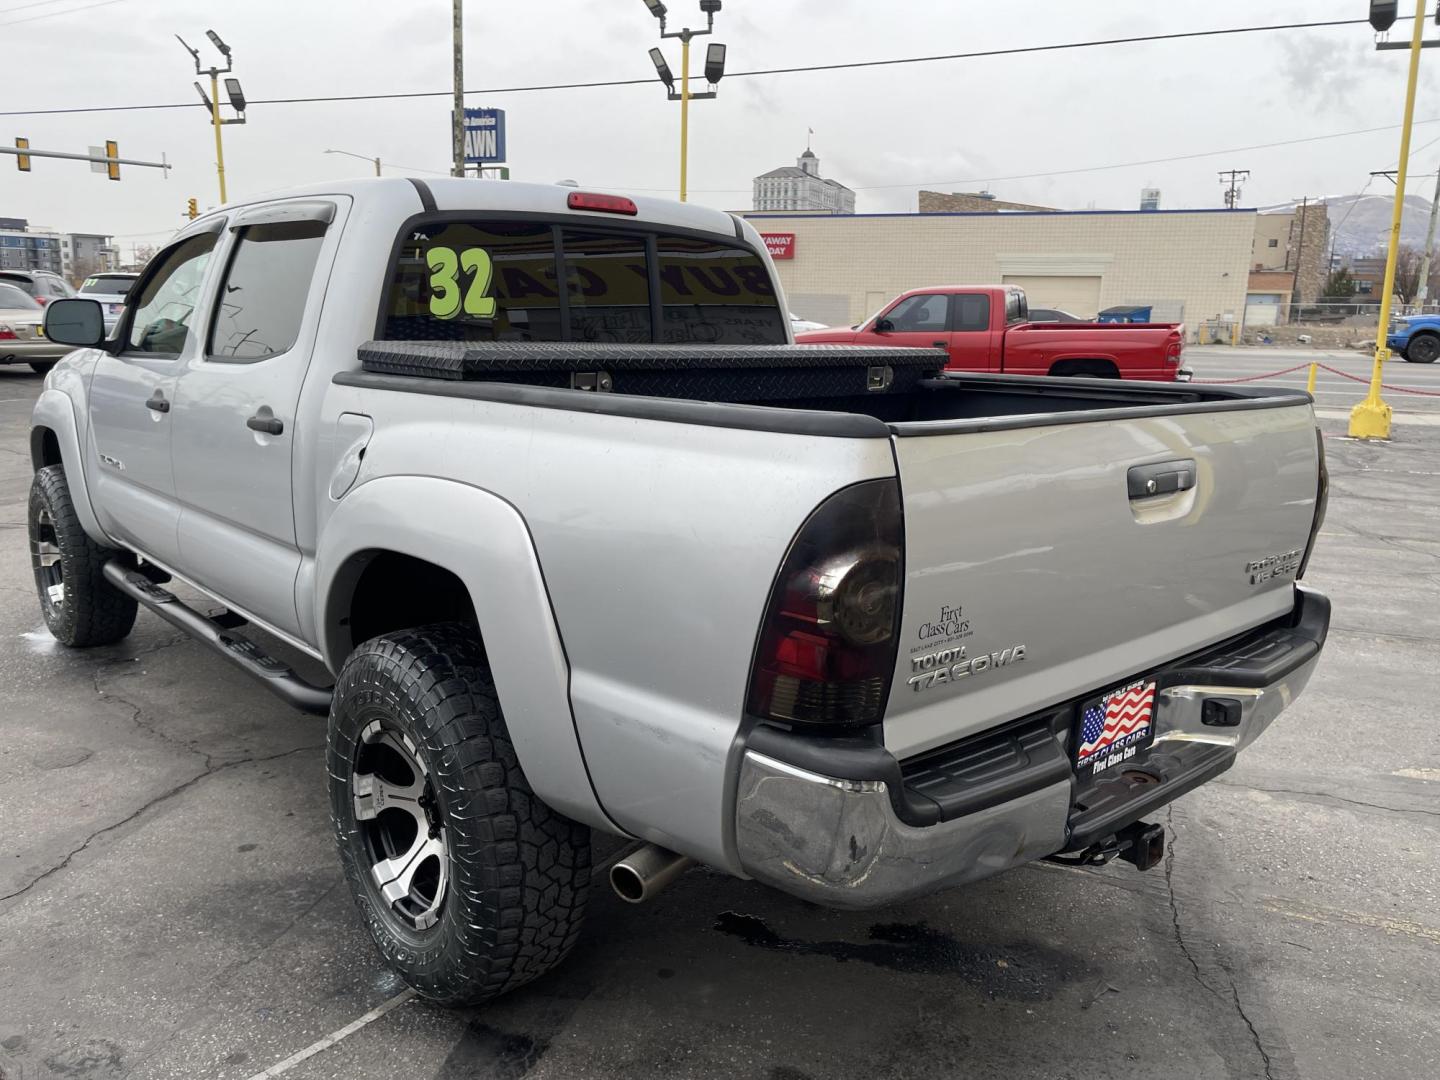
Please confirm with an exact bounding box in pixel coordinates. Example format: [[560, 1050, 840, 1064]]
[[144, 391, 169, 413], [932, 340, 948, 348], [1128, 459, 1196, 499], [247, 414, 284, 436]]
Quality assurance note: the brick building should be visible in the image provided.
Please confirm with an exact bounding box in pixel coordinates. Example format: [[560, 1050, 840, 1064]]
[[919, 190, 1057, 214]]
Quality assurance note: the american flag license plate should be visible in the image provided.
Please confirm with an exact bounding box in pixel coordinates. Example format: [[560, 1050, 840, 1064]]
[[1075, 679, 1157, 778]]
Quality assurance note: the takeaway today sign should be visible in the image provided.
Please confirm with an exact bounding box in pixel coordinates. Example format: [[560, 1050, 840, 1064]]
[[760, 232, 795, 260]]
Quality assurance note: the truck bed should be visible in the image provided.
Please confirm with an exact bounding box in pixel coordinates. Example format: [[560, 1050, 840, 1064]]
[[350, 340, 1307, 431]]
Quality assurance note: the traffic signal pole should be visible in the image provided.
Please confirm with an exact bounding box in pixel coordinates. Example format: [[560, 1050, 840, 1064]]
[[1351, 0, 1427, 440]]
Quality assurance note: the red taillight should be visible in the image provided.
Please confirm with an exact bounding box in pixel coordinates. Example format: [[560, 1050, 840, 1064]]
[[567, 191, 638, 216], [0, 324, 17, 341], [746, 480, 904, 729], [35, 296, 50, 307], [1166, 334, 1183, 361]]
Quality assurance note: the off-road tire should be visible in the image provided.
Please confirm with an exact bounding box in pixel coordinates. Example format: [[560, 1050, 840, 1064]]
[[328, 623, 591, 1006], [29, 361, 57, 376], [28, 465, 137, 647], [1404, 333, 1440, 363]]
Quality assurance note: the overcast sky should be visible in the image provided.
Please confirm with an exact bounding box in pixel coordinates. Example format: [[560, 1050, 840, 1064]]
[[3, 0, 1440, 255]]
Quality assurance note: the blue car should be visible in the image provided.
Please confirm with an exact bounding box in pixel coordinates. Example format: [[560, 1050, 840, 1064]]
[[1387, 315, 1440, 363]]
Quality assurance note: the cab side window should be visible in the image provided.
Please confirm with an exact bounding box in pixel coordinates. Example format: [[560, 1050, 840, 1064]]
[[208, 220, 327, 362], [125, 234, 218, 356], [886, 294, 950, 332], [953, 293, 991, 332]]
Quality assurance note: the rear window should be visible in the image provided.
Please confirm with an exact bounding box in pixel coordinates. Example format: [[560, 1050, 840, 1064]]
[[80, 275, 137, 295], [0, 283, 39, 310], [380, 220, 783, 345], [656, 235, 785, 344]]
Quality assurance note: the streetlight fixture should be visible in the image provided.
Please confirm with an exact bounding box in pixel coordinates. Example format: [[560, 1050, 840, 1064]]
[[642, 0, 726, 202], [649, 48, 675, 92], [324, 148, 384, 176], [177, 29, 245, 204]]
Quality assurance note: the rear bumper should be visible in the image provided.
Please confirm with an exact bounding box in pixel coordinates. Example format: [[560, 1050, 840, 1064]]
[[734, 585, 1328, 909], [0, 340, 67, 363], [1175, 367, 1194, 382]]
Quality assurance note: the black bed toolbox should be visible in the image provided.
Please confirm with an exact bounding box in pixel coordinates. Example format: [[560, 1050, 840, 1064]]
[[356, 341, 946, 402]]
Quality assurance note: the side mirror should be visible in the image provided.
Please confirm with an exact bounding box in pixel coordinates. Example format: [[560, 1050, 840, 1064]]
[[874, 317, 895, 333], [43, 298, 106, 348]]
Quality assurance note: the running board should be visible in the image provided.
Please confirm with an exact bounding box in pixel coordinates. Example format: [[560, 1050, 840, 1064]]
[[102, 560, 333, 715]]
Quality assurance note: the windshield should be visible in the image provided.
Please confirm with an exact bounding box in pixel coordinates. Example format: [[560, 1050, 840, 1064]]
[[80, 275, 136, 296], [0, 283, 41, 310]]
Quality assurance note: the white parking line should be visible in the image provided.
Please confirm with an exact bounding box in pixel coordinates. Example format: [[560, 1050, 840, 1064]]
[[244, 989, 417, 1079], [241, 845, 643, 1079]]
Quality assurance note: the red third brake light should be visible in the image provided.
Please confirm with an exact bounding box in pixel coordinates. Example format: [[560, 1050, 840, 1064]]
[[567, 191, 638, 216]]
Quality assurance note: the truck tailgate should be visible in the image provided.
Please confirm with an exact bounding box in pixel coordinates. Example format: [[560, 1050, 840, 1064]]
[[884, 401, 1321, 758]]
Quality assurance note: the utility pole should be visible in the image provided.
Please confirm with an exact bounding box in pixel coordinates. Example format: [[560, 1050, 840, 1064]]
[[1291, 196, 1310, 309], [1417, 167, 1440, 308], [1219, 169, 1251, 209], [452, 0, 465, 177]]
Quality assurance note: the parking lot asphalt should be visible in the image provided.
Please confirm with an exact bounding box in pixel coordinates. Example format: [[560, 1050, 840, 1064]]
[[0, 363, 1436, 1080]]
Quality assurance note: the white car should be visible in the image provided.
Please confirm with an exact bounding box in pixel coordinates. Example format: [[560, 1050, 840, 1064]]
[[77, 272, 139, 335], [789, 311, 827, 333]]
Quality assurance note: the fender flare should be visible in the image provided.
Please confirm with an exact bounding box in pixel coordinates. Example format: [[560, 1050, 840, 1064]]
[[314, 475, 617, 834], [29, 387, 106, 541]]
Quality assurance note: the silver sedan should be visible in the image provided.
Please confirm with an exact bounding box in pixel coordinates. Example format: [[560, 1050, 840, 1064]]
[[0, 282, 69, 375]]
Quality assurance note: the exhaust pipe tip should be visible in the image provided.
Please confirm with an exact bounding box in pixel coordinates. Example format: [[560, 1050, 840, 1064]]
[[608, 844, 695, 904]]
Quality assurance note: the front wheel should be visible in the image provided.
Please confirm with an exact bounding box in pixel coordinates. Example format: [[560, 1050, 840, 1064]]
[[328, 623, 591, 1006], [1404, 333, 1440, 363], [28, 465, 137, 647]]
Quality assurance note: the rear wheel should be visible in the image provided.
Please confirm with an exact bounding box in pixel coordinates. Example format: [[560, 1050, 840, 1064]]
[[1404, 333, 1440, 363], [29, 361, 57, 376], [27, 465, 137, 647], [328, 623, 591, 1006]]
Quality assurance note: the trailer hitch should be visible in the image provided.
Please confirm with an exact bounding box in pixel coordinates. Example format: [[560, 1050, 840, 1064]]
[[1047, 820, 1166, 872]]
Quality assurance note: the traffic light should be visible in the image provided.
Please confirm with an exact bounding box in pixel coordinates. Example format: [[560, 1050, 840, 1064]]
[[187, 198, 198, 219], [15, 137, 29, 172], [105, 140, 119, 181], [1370, 1, 1398, 31]]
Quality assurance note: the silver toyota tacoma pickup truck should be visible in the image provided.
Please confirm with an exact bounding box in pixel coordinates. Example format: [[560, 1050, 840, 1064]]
[[28, 178, 1329, 1006]]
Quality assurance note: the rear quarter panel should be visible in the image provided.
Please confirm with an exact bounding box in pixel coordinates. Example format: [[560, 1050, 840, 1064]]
[[317, 382, 897, 871], [1002, 323, 1181, 379]]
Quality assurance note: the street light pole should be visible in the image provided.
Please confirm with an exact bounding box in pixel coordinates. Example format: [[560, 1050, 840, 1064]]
[[210, 68, 227, 203], [680, 35, 690, 201], [1351, 0, 1427, 440], [178, 32, 243, 205], [644, 2, 725, 203], [325, 149, 383, 175]]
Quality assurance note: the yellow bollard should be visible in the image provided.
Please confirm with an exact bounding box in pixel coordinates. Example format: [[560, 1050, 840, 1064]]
[[1306, 362, 1318, 395]]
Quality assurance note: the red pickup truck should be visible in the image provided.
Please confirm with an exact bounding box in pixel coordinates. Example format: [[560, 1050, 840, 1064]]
[[795, 285, 1190, 381]]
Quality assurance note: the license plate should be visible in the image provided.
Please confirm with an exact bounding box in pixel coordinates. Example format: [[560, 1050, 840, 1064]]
[[1074, 678, 1157, 779]]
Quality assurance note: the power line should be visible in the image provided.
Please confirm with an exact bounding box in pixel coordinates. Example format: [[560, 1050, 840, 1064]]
[[0, 14, 1421, 117], [620, 116, 1440, 194], [0, 0, 124, 27]]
